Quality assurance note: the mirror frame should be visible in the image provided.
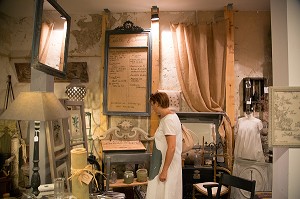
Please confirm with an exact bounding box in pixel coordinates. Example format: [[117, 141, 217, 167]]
[[31, 0, 71, 78], [177, 112, 224, 147]]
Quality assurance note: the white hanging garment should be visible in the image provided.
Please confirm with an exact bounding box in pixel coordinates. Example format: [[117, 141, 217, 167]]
[[234, 113, 265, 162]]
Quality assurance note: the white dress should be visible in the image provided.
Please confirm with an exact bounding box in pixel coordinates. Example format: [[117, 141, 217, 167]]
[[234, 113, 265, 162], [146, 113, 182, 199]]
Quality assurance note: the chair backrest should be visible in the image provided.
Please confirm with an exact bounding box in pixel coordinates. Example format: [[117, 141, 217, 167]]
[[216, 173, 256, 199]]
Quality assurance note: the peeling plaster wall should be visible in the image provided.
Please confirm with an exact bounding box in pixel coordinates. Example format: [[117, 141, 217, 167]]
[[234, 11, 272, 119], [0, 13, 33, 114], [59, 13, 103, 137], [0, 9, 271, 141], [69, 14, 102, 55], [109, 12, 150, 30]]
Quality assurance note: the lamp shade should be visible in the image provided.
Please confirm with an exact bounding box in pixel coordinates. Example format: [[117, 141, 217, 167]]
[[0, 92, 69, 121], [65, 78, 86, 101]]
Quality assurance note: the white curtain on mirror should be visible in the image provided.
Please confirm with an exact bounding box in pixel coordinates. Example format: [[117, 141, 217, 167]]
[[59, 21, 67, 71], [39, 22, 54, 64]]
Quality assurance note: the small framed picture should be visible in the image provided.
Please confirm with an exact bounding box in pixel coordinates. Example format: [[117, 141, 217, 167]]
[[50, 119, 65, 152], [269, 86, 300, 147], [68, 110, 83, 140], [63, 100, 88, 150]]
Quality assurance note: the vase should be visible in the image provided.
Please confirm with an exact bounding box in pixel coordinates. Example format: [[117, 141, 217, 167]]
[[123, 171, 134, 184], [136, 169, 148, 182]]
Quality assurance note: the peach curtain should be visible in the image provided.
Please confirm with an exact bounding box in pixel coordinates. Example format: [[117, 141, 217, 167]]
[[39, 22, 54, 63], [171, 21, 233, 169]]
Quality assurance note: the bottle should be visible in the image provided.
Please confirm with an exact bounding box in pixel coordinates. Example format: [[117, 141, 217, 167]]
[[109, 168, 117, 184], [194, 148, 202, 168]]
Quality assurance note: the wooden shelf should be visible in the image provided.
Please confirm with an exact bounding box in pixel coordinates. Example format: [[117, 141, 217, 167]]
[[105, 178, 148, 188]]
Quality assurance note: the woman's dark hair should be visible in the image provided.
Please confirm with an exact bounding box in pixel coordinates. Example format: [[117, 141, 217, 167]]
[[150, 92, 169, 108]]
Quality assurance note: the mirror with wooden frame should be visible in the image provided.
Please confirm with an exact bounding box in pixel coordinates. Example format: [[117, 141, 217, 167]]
[[31, 0, 71, 78]]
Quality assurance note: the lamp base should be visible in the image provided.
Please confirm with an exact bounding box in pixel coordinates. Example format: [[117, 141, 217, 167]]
[[31, 121, 41, 196]]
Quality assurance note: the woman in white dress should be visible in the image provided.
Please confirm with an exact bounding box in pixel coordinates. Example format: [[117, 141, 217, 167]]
[[146, 92, 182, 199]]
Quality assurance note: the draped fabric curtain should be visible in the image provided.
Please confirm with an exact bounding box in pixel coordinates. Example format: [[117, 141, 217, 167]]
[[171, 21, 233, 169], [39, 22, 54, 63], [59, 21, 68, 71], [171, 21, 227, 112]]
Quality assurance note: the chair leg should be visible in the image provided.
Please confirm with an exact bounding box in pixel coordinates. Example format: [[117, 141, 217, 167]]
[[192, 186, 195, 199]]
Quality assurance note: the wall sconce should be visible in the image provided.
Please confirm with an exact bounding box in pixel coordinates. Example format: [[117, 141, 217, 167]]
[[151, 6, 159, 21], [65, 77, 87, 101]]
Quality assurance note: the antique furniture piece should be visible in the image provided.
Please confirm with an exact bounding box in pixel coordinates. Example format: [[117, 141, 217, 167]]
[[45, 118, 71, 193], [205, 173, 256, 199], [182, 165, 214, 199], [103, 152, 151, 191], [177, 112, 231, 199], [192, 144, 231, 199], [99, 121, 153, 196], [231, 158, 272, 199], [62, 99, 88, 150]]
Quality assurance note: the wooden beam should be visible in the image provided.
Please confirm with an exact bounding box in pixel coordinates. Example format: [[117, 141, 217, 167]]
[[99, 11, 109, 135], [224, 5, 235, 126], [150, 11, 160, 138]]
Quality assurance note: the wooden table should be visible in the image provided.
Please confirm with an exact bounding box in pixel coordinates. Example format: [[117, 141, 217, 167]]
[[103, 151, 151, 192]]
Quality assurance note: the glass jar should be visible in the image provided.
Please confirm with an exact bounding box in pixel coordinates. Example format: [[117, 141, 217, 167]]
[[54, 177, 65, 199], [109, 169, 117, 184], [123, 171, 134, 184], [136, 169, 148, 182], [194, 148, 202, 168]]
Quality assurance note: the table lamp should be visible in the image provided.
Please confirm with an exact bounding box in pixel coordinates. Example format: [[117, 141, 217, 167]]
[[0, 91, 69, 196]]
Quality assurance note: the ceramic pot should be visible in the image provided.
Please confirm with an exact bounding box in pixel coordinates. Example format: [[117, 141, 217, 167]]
[[136, 169, 148, 182], [123, 171, 134, 184]]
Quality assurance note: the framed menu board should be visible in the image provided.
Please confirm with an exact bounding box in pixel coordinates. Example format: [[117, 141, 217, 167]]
[[104, 21, 152, 116]]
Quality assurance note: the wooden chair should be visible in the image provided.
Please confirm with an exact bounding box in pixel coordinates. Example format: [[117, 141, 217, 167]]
[[192, 165, 231, 199], [192, 141, 232, 199], [203, 173, 256, 199]]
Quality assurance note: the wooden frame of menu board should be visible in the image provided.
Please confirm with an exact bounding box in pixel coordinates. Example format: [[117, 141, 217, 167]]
[[104, 21, 152, 116]]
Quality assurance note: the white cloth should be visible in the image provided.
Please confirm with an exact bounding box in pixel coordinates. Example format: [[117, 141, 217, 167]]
[[146, 113, 182, 199], [234, 113, 265, 162]]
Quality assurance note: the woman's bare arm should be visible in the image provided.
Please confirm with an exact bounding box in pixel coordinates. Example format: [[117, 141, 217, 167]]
[[159, 134, 176, 182]]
